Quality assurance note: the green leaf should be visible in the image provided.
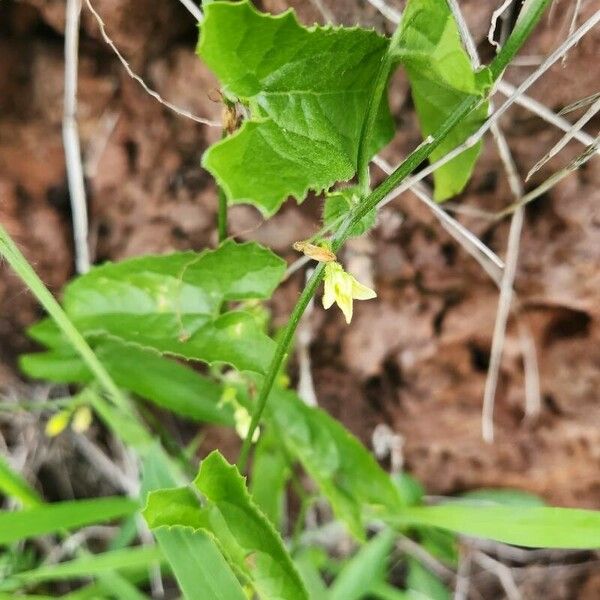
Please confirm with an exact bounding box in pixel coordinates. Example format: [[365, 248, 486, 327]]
[[267, 390, 403, 540], [26, 241, 285, 375], [0, 456, 42, 508], [195, 451, 308, 599], [154, 527, 247, 600], [406, 559, 449, 600], [144, 452, 309, 599], [329, 529, 396, 600], [22, 336, 233, 426], [460, 488, 546, 507], [11, 546, 163, 585], [293, 552, 328, 600], [250, 430, 290, 530], [391, 505, 600, 549], [395, 0, 488, 200], [0, 497, 137, 545], [199, 1, 394, 216], [323, 188, 376, 237], [141, 452, 246, 600]]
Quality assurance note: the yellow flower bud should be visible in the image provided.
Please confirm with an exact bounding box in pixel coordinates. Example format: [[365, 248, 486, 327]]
[[45, 410, 71, 437], [71, 405, 93, 433]]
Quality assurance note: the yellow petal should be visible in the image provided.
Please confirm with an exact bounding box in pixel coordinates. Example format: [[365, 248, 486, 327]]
[[322, 275, 336, 309], [351, 277, 377, 300]]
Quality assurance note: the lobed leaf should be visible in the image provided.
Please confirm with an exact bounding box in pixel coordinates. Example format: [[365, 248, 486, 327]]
[[395, 0, 489, 200], [199, 0, 394, 216], [23, 241, 285, 375], [144, 451, 309, 599]]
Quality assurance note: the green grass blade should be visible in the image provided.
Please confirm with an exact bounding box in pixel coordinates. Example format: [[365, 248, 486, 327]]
[[0, 497, 137, 545], [154, 527, 246, 600], [13, 546, 162, 584], [393, 505, 600, 549], [0, 456, 42, 508]]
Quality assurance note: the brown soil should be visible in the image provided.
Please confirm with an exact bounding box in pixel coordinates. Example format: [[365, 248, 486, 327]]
[[1, 0, 600, 596]]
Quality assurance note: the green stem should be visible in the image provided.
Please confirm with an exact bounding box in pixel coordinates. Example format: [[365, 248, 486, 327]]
[[356, 26, 404, 193], [237, 0, 551, 473], [489, 0, 552, 81], [0, 225, 151, 448]]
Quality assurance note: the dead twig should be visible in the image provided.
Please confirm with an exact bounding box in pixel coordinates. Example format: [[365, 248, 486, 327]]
[[63, 0, 90, 274], [83, 0, 219, 127]]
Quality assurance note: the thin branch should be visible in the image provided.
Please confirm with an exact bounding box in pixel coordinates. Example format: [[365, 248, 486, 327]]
[[177, 0, 203, 22], [308, 0, 336, 24], [562, 0, 583, 64], [63, 0, 91, 274], [473, 551, 522, 600], [373, 155, 504, 284], [489, 0, 515, 52], [83, 0, 219, 127], [496, 81, 598, 147], [498, 135, 600, 217], [559, 91, 600, 115], [449, 0, 538, 438], [365, 0, 402, 24], [527, 95, 600, 179], [446, 0, 480, 65]]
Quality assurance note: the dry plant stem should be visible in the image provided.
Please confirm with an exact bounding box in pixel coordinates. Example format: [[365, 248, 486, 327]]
[[450, 0, 538, 435], [527, 95, 600, 179], [496, 81, 597, 148], [454, 547, 472, 600], [473, 551, 522, 600], [372, 155, 504, 283], [84, 0, 219, 127], [365, 0, 402, 24], [237, 0, 555, 471], [64, 0, 91, 274], [498, 135, 599, 216], [177, 0, 203, 22]]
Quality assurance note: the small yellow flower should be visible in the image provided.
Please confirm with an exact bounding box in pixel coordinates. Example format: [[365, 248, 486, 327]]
[[71, 405, 93, 433], [45, 410, 71, 437], [322, 262, 377, 324]]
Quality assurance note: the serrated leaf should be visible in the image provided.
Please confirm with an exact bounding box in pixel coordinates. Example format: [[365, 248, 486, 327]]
[[395, 0, 488, 201], [267, 390, 403, 540], [323, 188, 376, 237], [144, 451, 309, 599], [194, 451, 308, 600], [28, 241, 285, 375], [199, 1, 394, 216], [141, 451, 246, 600]]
